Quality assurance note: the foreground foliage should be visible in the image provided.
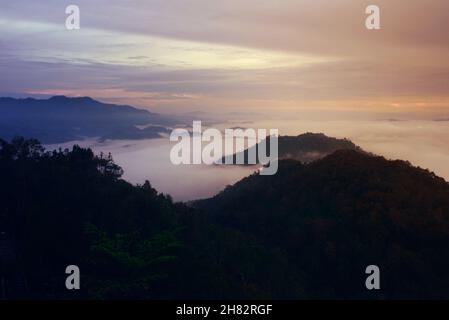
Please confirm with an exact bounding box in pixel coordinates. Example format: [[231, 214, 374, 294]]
[[1, 137, 449, 299]]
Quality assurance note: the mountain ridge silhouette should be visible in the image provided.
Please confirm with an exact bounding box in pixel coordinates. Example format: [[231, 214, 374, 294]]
[[0, 96, 178, 143]]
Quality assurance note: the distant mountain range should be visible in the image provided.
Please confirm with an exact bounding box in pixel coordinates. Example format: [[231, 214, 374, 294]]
[[221, 132, 365, 165], [0, 96, 179, 143]]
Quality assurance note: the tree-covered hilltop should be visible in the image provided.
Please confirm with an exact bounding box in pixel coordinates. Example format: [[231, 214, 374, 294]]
[[197, 150, 449, 298], [221, 132, 365, 165], [2, 137, 449, 299]]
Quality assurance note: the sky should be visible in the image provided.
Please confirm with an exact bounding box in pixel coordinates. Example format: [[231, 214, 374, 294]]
[[1, 0, 449, 117]]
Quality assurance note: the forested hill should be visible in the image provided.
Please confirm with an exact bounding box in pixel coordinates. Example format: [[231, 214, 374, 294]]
[[197, 150, 449, 298], [0, 137, 306, 299], [2, 137, 449, 299], [221, 132, 365, 164], [0, 96, 176, 143]]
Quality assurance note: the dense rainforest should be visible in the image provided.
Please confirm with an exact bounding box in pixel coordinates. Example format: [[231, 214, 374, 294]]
[[1, 137, 449, 299]]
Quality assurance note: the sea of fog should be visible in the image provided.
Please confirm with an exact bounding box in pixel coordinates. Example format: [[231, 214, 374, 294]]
[[46, 119, 449, 202]]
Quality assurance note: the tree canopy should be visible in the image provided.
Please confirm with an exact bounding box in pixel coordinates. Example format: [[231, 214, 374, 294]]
[[2, 137, 449, 299]]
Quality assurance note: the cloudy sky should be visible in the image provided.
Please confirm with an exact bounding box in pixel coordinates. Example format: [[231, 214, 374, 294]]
[[1, 0, 449, 116]]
